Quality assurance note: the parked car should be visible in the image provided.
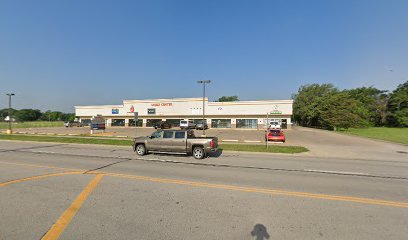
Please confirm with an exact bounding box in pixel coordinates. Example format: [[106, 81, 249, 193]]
[[266, 129, 285, 142], [269, 121, 281, 129], [64, 121, 82, 127], [180, 120, 196, 129], [195, 121, 209, 130], [153, 121, 172, 129], [133, 129, 218, 159]]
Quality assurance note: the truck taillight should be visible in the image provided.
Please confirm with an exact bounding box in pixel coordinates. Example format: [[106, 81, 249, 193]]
[[210, 139, 215, 148]]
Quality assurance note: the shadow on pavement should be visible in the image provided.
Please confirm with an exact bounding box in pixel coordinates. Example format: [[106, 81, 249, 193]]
[[251, 224, 270, 240]]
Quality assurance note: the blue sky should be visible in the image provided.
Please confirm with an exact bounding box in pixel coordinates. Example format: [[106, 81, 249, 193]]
[[1, 0, 407, 112]]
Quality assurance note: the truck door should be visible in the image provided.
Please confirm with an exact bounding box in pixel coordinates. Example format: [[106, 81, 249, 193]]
[[146, 130, 163, 151], [173, 131, 187, 152], [161, 130, 175, 152]]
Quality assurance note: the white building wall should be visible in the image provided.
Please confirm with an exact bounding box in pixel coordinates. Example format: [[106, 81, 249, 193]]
[[75, 98, 293, 128]]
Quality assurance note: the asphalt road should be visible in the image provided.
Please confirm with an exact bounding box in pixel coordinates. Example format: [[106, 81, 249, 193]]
[[0, 140, 407, 240]]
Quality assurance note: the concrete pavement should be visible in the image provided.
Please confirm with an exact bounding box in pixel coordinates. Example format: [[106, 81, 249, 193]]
[[0, 140, 407, 239]]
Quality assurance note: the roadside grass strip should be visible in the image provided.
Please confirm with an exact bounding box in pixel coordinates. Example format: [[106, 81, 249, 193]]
[[339, 127, 408, 145], [220, 143, 308, 153], [0, 121, 64, 129], [0, 134, 309, 154], [0, 134, 131, 146]]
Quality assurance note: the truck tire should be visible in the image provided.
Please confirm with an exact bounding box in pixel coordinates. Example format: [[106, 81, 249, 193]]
[[135, 144, 146, 156], [193, 146, 205, 159]]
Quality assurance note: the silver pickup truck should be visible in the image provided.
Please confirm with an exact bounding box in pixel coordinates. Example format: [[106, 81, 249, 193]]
[[132, 129, 218, 159]]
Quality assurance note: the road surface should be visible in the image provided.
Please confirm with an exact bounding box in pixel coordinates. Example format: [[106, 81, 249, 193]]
[[0, 140, 407, 239]]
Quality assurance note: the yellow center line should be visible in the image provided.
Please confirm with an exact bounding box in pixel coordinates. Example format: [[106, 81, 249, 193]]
[[1, 160, 408, 208], [41, 174, 104, 240], [0, 172, 83, 187]]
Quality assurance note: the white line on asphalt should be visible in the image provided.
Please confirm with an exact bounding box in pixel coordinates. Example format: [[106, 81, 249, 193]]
[[303, 169, 369, 176], [222, 140, 239, 142], [244, 140, 262, 143]]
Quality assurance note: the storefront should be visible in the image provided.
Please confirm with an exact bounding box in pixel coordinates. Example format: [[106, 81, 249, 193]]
[[75, 97, 293, 129]]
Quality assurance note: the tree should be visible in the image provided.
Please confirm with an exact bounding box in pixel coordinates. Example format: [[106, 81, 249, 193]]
[[346, 87, 389, 126], [14, 109, 42, 121], [292, 84, 338, 127], [218, 96, 239, 102], [387, 80, 408, 127], [0, 108, 17, 120], [319, 92, 369, 130], [388, 81, 408, 112]]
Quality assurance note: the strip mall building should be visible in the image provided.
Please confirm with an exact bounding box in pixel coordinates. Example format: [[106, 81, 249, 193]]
[[75, 98, 293, 129]]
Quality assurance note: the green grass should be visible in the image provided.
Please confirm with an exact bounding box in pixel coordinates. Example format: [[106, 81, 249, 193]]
[[0, 134, 131, 146], [0, 121, 64, 129], [339, 127, 408, 145], [0, 134, 309, 154], [219, 144, 308, 154]]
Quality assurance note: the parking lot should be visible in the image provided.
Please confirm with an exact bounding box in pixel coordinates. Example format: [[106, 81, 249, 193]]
[[6, 126, 408, 161]]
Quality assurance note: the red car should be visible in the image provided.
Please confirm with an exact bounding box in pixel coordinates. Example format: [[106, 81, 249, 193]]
[[266, 129, 286, 142]]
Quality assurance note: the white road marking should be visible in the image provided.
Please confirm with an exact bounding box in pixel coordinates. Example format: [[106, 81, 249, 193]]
[[304, 169, 369, 175], [222, 139, 239, 142]]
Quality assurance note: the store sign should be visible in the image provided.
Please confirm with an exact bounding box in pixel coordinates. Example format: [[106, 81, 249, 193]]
[[147, 108, 156, 114], [270, 110, 282, 114], [130, 105, 134, 113], [112, 109, 119, 114], [151, 103, 173, 107]]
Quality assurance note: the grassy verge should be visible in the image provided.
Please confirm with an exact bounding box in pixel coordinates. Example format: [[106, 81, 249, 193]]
[[0, 134, 309, 154], [0, 134, 131, 146], [339, 127, 408, 145], [219, 144, 308, 154], [0, 121, 64, 129]]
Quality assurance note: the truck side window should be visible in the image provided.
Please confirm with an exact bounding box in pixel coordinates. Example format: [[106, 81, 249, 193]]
[[151, 131, 162, 138], [175, 132, 185, 139], [163, 131, 174, 138]]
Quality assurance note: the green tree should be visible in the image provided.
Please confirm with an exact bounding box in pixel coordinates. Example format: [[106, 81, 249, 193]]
[[218, 96, 239, 102], [387, 81, 408, 127], [0, 108, 18, 120], [14, 109, 42, 121], [388, 81, 408, 112], [318, 92, 369, 130], [292, 84, 338, 127], [346, 87, 389, 126]]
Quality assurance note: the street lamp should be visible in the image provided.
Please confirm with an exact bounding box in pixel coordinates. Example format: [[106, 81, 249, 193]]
[[197, 80, 211, 136], [6, 93, 15, 134]]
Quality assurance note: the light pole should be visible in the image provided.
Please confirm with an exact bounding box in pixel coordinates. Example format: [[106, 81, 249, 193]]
[[197, 80, 211, 136], [6, 93, 15, 134]]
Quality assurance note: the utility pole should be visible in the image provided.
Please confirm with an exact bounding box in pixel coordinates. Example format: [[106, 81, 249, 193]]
[[197, 80, 211, 136], [6, 93, 15, 134]]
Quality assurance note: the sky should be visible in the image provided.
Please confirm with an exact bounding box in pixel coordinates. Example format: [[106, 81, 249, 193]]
[[1, 0, 408, 112]]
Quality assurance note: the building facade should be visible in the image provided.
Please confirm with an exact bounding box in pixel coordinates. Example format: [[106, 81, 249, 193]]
[[75, 97, 293, 129]]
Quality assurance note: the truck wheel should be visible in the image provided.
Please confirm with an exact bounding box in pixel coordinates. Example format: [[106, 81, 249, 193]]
[[193, 147, 205, 159], [135, 144, 146, 156]]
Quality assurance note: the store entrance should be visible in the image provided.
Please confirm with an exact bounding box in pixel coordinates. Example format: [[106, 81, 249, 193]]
[[281, 119, 287, 129]]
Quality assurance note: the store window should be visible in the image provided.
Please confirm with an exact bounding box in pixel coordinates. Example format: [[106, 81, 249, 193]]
[[236, 119, 258, 129], [111, 119, 125, 126], [165, 119, 183, 127], [146, 119, 162, 127], [80, 119, 91, 126], [193, 119, 207, 125], [211, 119, 231, 128], [129, 119, 143, 127]]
